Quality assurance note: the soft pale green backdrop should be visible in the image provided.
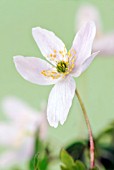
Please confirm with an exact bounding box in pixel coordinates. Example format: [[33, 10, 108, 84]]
[[0, 0, 114, 156]]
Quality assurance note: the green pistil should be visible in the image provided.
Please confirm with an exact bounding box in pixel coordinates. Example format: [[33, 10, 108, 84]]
[[56, 61, 68, 73]]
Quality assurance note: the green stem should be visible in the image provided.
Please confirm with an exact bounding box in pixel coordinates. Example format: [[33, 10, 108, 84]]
[[75, 89, 95, 169]]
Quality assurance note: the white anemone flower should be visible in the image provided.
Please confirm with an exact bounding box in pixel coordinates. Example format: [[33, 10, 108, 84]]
[[14, 21, 99, 128], [76, 5, 114, 56], [0, 97, 47, 169]]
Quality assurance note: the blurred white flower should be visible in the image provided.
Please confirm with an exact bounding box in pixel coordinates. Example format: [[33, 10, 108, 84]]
[[0, 97, 47, 169], [93, 33, 114, 56], [76, 5, 114, 56], [14, 21, 99, 128]]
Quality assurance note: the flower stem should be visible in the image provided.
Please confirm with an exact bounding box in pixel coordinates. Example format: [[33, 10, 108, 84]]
[[75, 89, 95, 169]]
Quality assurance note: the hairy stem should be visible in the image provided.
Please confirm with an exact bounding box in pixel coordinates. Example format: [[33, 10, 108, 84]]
[[75, 89, 95, 169]]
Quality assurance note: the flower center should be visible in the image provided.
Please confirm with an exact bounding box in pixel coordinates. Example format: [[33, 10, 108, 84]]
[[56, 61, 68, 73]]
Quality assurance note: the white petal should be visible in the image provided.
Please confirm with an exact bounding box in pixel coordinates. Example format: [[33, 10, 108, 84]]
[[18, 136, 34, 162], [0, 124, 18, 146], [76, 5, 102, 34], [81, 51, 99, 73], [13, 56, 59, 85], [2, 96, 42, 132], [0, 151, 17, 168], [39, 113, 48, 140], [32, 27, 67, 65], [93, 33, 114, 56], [0, 138, 34, 168], [71, 21, 96, 66], [72, 51, 99, 77], [47, 76, 76, 128]]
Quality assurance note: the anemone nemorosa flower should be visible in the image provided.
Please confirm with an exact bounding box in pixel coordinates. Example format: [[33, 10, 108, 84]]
[[76, 5, 114, 56], [0, 97, 47, 169], [14, 21, 99, 128]]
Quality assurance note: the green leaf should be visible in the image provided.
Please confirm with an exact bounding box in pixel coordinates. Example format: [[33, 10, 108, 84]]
[[96, 121, 114, 142], [33, 154, 39, 170], [29, 133, 51, 170], [96, 145, 114, 170], [60, 165, 69, 170], [29, 134, 43, 170], [90, 167, 99, 170], [66, 141, 86, 161], [38, 154, 48, 170], [60, 149, 74, 169], [73, 160, 86, 170]]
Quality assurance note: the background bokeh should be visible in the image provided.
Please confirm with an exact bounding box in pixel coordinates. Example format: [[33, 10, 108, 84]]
[[0, 0, 114, 164]]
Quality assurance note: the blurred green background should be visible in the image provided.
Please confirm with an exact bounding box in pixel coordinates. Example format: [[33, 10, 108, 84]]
[[0, 0, 114, 157]]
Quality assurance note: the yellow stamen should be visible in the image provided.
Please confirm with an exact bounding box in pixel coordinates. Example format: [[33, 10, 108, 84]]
[[41, 48, 77, 80], [53, 49, 56, 53], [53, 54, 56, 58], [59, 51, 63, 54]]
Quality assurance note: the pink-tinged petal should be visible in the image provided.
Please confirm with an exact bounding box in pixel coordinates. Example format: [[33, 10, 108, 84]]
[[93, 33, 114, 56], [13, 56, 59, 85], [80, 51, 100, 73], [71, 21, 96, 66], [47, 76, 76, 128], [70, 67, 82, 78], [0, 124, 18, 146], [2, 96, 40, 122], [76, 5, 102, 35], [0, 151, 17, 168], [18, 136, 34, 162], [0, 123, 35, 162], [2, 96, 42, 132], [2, 97, 48, 139], [0, 137, 34, 168], [72, 51, 99, 77], [39, 113, 48, 140], [32, 27, 67, 65]]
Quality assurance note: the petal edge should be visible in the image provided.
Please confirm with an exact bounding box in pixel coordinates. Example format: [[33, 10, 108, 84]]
[[47, 76, 76, 128], [13, 56, 59, 85]]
